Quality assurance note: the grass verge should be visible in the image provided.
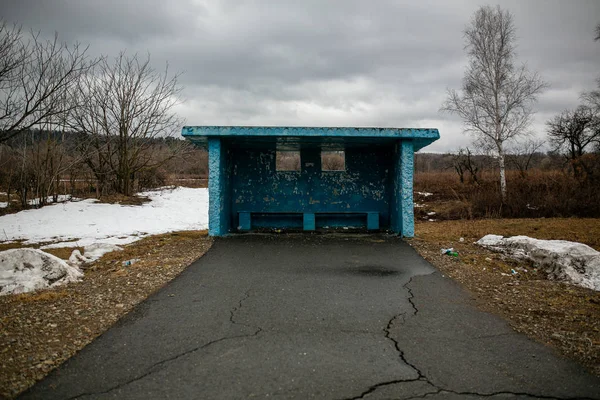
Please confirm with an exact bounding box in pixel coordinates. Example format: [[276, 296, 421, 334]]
[[409, 218, 600, 376]]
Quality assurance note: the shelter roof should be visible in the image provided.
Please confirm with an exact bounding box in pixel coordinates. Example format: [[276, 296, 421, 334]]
[[182, 126, 439, 151]]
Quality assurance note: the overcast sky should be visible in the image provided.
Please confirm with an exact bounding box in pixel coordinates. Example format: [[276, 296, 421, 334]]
[[2, 0, 599, 152]]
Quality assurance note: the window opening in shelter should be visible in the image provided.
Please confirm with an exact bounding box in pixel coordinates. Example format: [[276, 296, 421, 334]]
[[276, 151, 301, 171], [321, 150, 345, 171]]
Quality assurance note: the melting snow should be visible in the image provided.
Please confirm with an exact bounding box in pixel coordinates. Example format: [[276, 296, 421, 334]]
[[0, 188, 208, 294], [67, 244, 124, 268], [476, 234, 600, 291], [415, 192, 433, 197], [82, 243, 123, 260], [0, 187, 209, 248], [0, 248, 83, 295]]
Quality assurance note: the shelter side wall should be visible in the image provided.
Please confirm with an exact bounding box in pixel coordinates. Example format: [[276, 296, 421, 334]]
[[229, 146, 392, 229], [389, 140, 415, 237], [390, 142, 400, 233], [208, 138, 232, 235], [400, 140, 415, 237]]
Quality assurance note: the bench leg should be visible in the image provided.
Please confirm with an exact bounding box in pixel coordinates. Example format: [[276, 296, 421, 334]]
[[239, 212, 251, 231], [303, 213, 315, 231], [367, 212, 379, 230]]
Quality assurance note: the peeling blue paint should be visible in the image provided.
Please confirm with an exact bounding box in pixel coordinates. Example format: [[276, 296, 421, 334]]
[[189, 126, 438, 237], [208, 138, 231, 236], [400, 141, 415, 237]]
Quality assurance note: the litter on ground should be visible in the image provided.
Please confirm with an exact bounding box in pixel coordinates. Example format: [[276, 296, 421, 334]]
[[441, 248, 459, 257]]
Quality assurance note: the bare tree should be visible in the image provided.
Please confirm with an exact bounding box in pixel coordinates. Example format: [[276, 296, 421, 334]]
[[0, 21, 92, 143], [452, 148, 480, 184], [71, 52, 184, 196], [595, 23, 600, 41], [547, 106, 599, 178], [506, 138, 545, 178], [582, 80, 600, 117], [0, 143, 19, 207], [441, 5, 547, 202]]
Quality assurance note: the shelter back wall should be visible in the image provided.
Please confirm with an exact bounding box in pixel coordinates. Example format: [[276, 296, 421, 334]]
[[229, 145, 393, 229]]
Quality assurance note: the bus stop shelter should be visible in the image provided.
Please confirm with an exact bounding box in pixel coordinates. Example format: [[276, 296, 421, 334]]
[[182, 126, 439, 237]]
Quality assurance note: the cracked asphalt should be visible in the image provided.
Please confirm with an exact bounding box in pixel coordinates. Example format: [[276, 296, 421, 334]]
[[20, 234, 600, 400]]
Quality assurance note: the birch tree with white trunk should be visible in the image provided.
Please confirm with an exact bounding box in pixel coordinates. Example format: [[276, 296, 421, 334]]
[[441, 5, 547, 202]]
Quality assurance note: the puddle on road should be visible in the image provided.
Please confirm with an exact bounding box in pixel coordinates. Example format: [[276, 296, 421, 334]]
[[345, 265, 400, 277], [294, 263, 403, 278]]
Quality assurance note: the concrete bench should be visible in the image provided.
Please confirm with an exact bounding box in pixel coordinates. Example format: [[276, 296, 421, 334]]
[[238, 211, 379, 232]]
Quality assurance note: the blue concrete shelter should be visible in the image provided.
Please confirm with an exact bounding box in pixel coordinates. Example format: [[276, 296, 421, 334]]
[[182, 126, 439, 237]]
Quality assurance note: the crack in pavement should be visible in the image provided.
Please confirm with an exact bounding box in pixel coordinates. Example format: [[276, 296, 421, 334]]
[[341, 277, 597, 400], [342, 378, 435, 400], [339, 310, 432, 400], [344, 311, 595, 400], [65, 289, 262, 400], [403, 277, 419, 317], [341, 277, 430, 400], [405, 388, 599, 400], [229, 289, 258, 330]]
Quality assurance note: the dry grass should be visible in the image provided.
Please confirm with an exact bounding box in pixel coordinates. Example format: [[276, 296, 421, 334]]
[[11, 289, 71, 304], [0, 241, 25, 252], [95, 193, 150, 206], [0, 230, 213, 399], [165, 175, 207, 188], [414, 169, 600, 219], [415, 218, 600, 250], [42, 247, 84, 259], [409, 218, 600, 376]]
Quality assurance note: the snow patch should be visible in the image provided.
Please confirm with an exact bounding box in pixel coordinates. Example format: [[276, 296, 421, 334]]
[[0, 187, 208, 247], [415, 192, 433, 197], [68, 250, 90, 266], [83, 243, 123, 261], [67, 244, 123, 268], [0, 248, 83, 295], [476, 234, 600, 291]]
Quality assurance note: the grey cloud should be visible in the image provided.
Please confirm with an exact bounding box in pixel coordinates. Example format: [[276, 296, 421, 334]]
[[0, 0, 204, 42], [1, 0, 599, 152]]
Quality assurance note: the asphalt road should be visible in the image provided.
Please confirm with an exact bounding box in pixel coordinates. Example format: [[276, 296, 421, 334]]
[[21, 234, 600, 399]]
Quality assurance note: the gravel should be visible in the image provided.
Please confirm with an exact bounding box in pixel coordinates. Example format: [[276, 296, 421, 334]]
[[0, 231, 212, 399]]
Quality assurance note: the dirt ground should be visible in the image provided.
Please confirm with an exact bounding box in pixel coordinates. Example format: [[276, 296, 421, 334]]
[[409, 218, 600, 377], [0, 231, 212, 399]]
